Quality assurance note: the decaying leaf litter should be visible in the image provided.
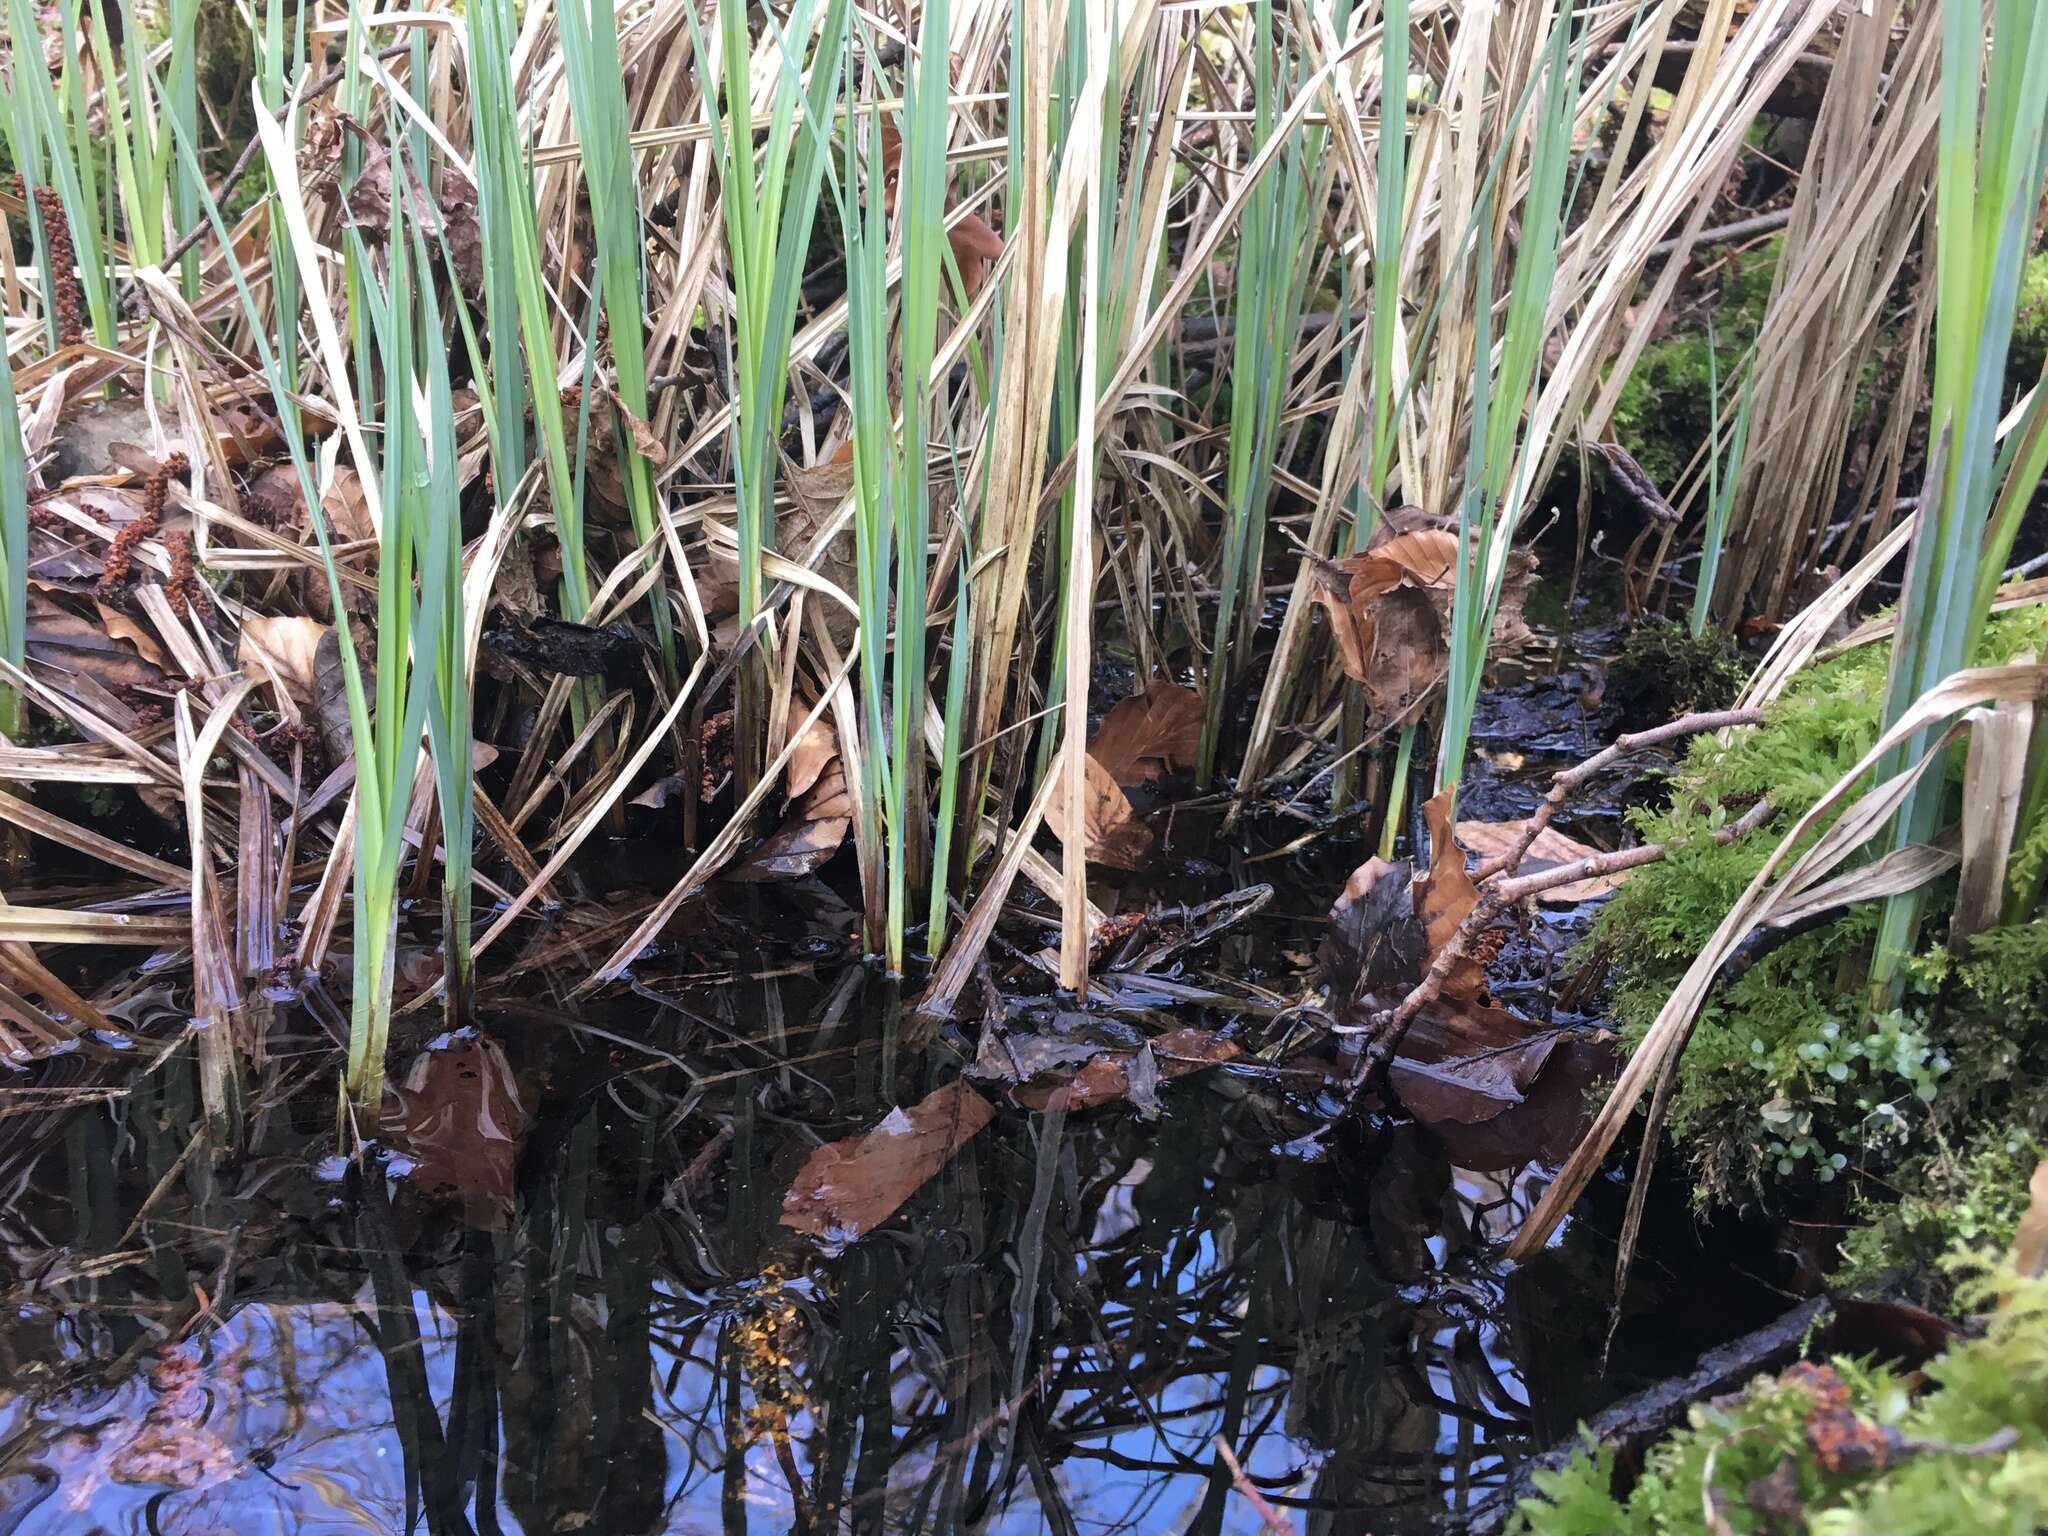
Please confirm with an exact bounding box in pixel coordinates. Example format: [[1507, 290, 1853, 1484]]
[[3, 0, 2048, 1529]]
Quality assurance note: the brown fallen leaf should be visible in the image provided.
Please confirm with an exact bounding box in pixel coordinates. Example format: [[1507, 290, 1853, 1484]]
[[1388, 1002, 1615, 1171], [25, 591, 166, 695], [610, 389, 668, 466], [729, 760, 851, 881], [238, 613, 330, 714], [1311, 528, 1457, 723], [381, 1033, 531, 1226], [1318, 857, 1427, 1005], [784, 703, 837, 800], [1308, 521, 1539, 724], [1413, 788, 1486, 1003], [1090, 679, 1203, 786], [1454, 818, 1625, 903], [781, 1079, 996, 1245], [1046, 750, 1155, 869], [94, 600, 166, 666], [1011, 1027, 1240, 1113], [320, 466, 376, 544], [949, 212, 1005, 298]]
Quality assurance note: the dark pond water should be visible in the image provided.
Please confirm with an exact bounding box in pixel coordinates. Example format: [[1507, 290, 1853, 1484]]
[[0, 604, 1793, 1534]]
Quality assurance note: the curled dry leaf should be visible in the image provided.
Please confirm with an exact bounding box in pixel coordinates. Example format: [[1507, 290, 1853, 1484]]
[[1311, 529, 1457, 723], [1454, 818, 1627, 903], [780, 1079, 996, 1246], [730, 759, 851, 881], [1047, 749, 1155, 870], [238, 613, 330, 715], [1413, 788, 1486, 1003], [1309, 524, 1539, 723], [1090, 680, 1203, 787], [1010, 1027, 1239, 1113], [609, 389, 668, 466], [949, 212, 1005, 298]]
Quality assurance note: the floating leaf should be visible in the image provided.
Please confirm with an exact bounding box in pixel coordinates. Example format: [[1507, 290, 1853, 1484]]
[[1011, 1027, 1239, 1113], [781, 1080, 996, 1245]]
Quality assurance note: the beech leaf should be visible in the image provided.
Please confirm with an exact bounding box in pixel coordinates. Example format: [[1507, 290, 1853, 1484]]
[[780, 1080, 996, 1246]]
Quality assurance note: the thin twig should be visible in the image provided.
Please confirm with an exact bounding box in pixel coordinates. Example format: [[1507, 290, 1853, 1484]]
[[1471, 708, 1765, 882], [1348, 796, 1776, 1091], [154, 44, 416, 277]]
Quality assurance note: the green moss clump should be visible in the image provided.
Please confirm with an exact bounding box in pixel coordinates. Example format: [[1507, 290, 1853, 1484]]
[[1835, 1127, 2043, 1305], [1585, 605, 2048, 1208], [1609, 237, 1781, 495], [1607, 618, 1748, 724], [1512, 1255, 2048, 1536]]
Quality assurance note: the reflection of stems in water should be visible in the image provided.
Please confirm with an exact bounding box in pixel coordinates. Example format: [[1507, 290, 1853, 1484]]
[[1195, 1186, 1273, 1536], [994, 1094, 1068, 1502], [355, 1170, 471, 1535]]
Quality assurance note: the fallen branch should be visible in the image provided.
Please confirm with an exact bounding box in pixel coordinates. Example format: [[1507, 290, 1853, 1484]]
[[1466, 1298, 1831, 1535], [1649, 206, 1796, 260], [1346, 798, 1774, 1089], [1471, 708, 1765, 883]]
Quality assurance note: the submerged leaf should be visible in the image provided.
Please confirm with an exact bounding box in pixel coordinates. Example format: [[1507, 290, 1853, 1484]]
[[1090, 680, 1203, 786], [1047, 750, 1155, 869], [1389, 1002, 1615, 1171], [1318, 857, 1426, 1003], [382, 1034, 532, 1225], [780, 1080, 996, 1245]]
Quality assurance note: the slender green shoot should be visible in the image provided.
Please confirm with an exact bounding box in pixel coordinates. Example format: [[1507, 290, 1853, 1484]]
[[1870, 0, 2048, 995], [695, 0, 850, 781], [1692, 332, 1758, 638], [1436, 9, 1580, 798]]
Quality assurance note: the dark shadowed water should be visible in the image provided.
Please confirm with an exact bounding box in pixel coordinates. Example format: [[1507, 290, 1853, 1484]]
[[0, 605, 1792, 1534]]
